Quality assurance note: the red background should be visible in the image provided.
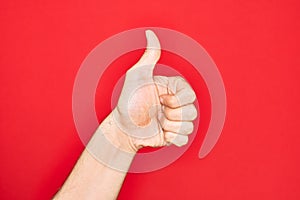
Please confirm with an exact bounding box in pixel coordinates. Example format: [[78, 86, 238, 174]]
[[1, 0, 300, 199]]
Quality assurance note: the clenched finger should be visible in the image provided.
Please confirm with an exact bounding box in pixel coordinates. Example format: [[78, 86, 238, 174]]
[[164, 132, 189, 147], [163, 104, 197, 121], [159, 115, 194, 135]]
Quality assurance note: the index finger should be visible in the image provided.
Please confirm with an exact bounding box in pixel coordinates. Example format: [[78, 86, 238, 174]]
[[160, 76, 196, 108]]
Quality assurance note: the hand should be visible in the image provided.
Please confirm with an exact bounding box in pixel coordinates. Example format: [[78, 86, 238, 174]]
[[110, 30, 197, 152], [54, 30, 198, 200]]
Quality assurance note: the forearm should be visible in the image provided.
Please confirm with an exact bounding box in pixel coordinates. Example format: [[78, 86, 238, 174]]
[[54, 114, 136, 200]]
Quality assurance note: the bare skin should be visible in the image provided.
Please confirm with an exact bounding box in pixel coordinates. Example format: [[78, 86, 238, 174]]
[[54, 30, 197, 200]]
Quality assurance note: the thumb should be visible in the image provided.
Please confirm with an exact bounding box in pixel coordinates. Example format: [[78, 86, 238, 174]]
[[127, 30, 161, 79]]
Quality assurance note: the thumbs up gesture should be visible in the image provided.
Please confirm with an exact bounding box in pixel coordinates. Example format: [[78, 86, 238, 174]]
[[109, 30, 197, 152], [55, 30, 198, 199]]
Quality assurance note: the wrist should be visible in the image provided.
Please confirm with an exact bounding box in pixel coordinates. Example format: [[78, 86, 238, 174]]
[[98, 113, 138, 154], [86, 113, 138, 172]]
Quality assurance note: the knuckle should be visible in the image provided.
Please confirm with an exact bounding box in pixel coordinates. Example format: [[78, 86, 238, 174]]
[[184, 122, 194, 134], [180, 136, 189, 146], [188, 105, 197, 120], [189, 89, 196, 102], [186, 88, 196, 103], [175, 76, 186, 82]]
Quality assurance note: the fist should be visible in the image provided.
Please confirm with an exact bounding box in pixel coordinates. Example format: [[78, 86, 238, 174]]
[[112, 30, 197, 151]]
